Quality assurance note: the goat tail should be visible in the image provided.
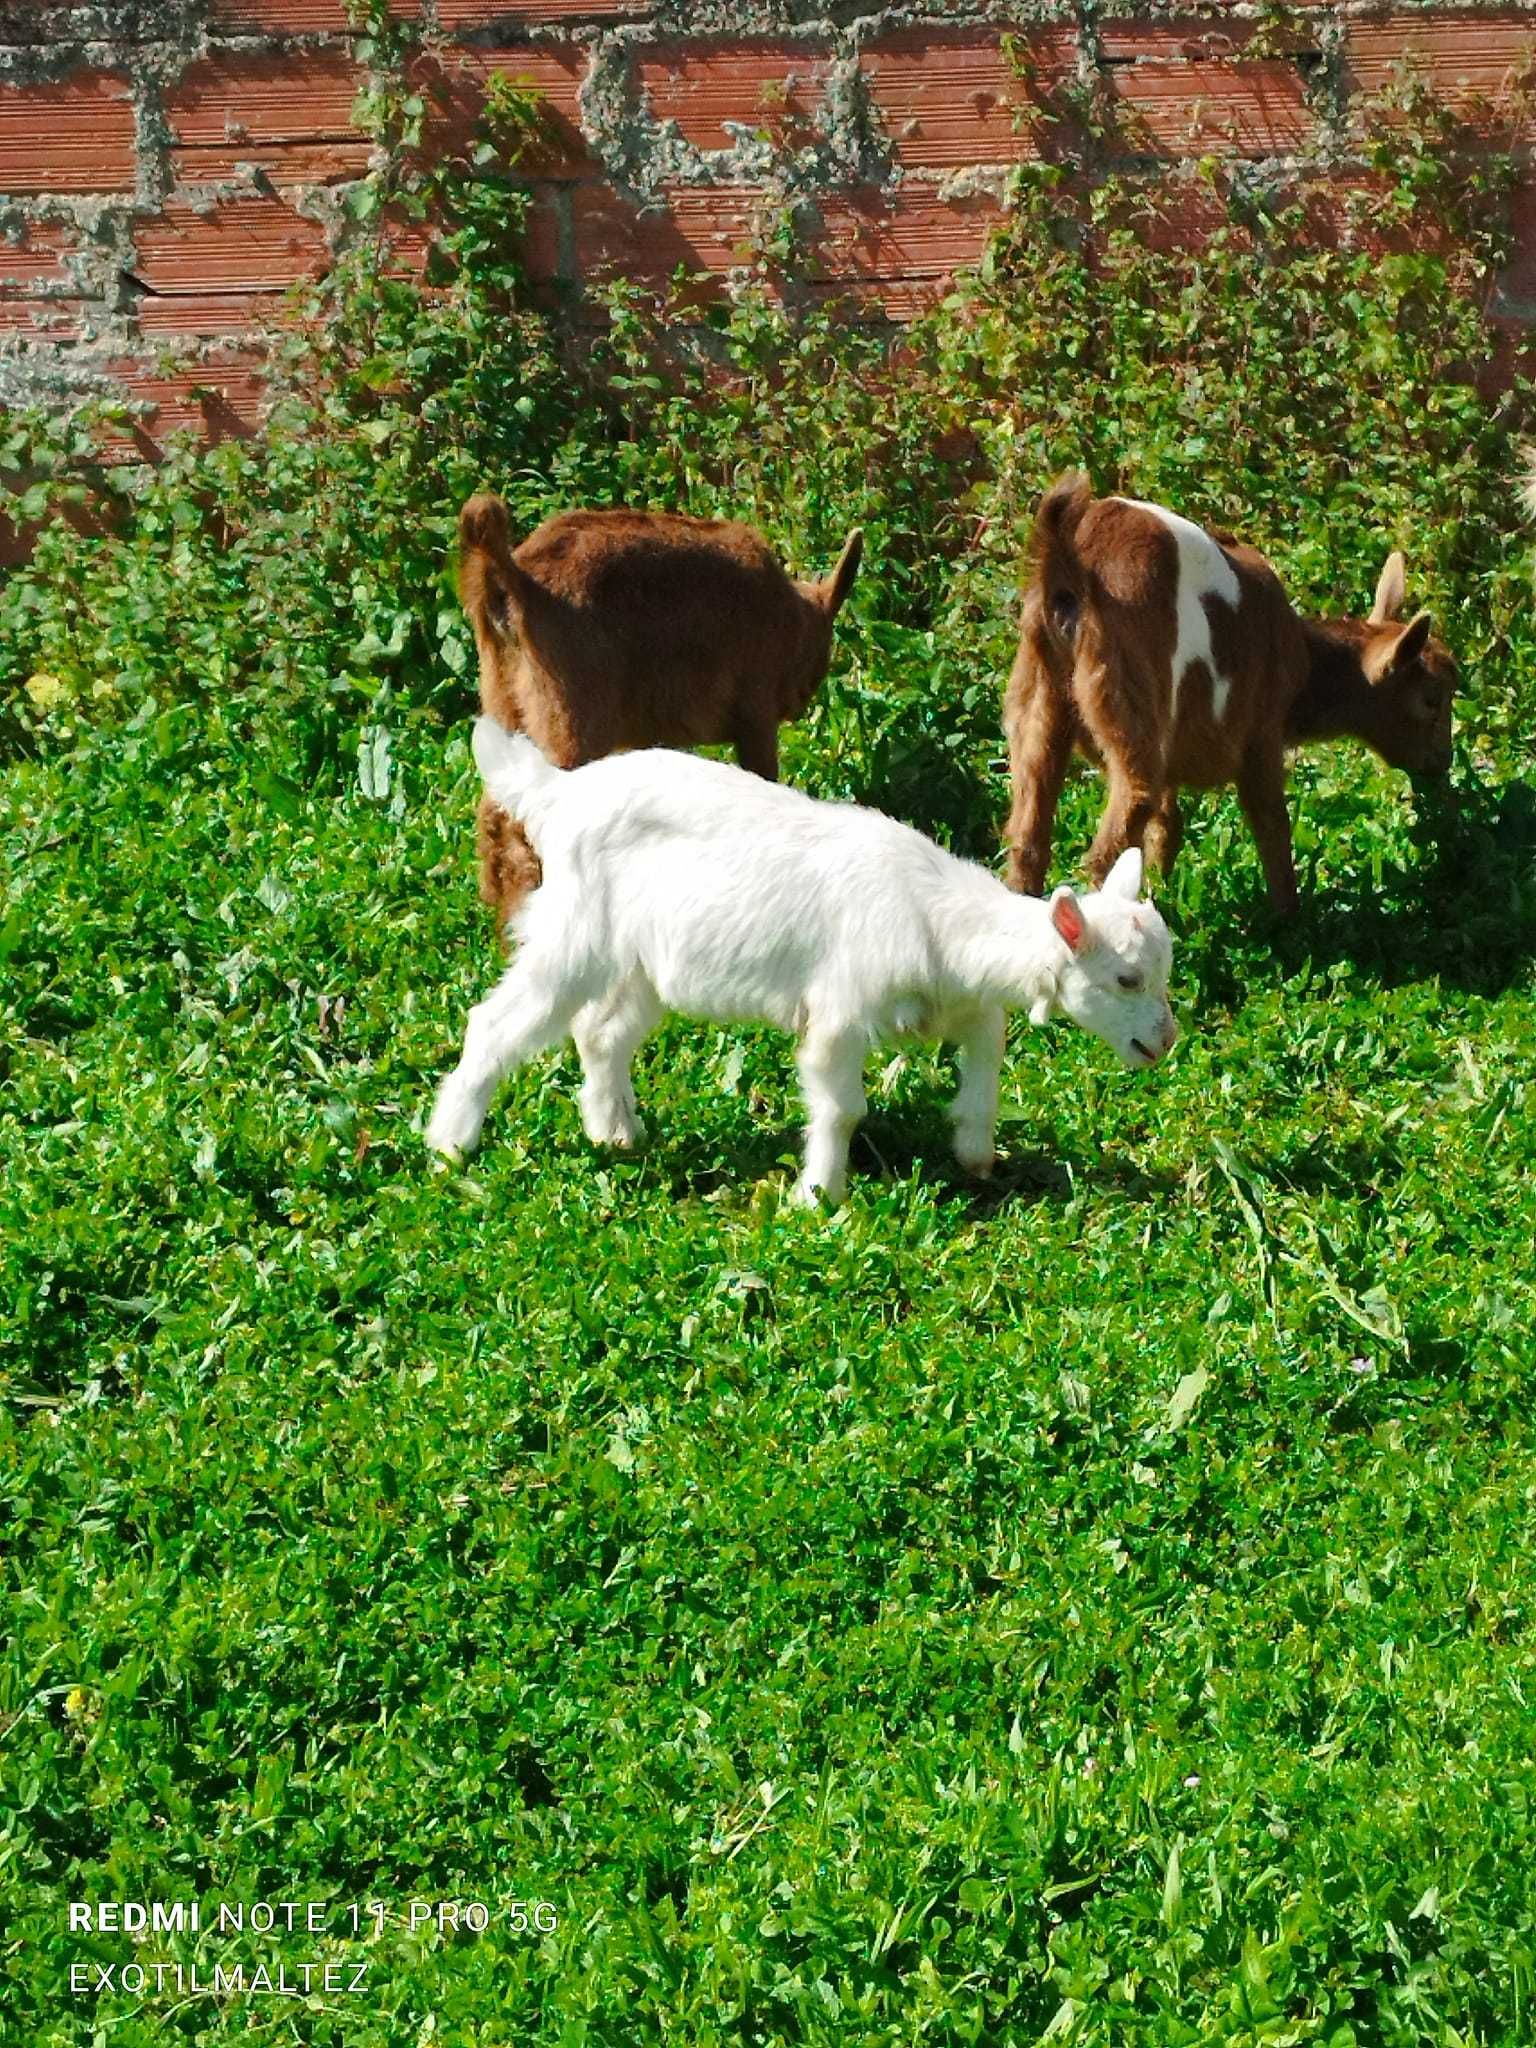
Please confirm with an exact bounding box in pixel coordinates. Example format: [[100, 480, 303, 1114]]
[[458, 491, 536, 637], [471, 716, 561, 835], [1029, 471, 1094, 646]]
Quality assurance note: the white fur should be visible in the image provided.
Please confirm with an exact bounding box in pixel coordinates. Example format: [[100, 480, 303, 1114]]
[[428, 723, 1179, 1204], [1120, 498, 1241, 721]]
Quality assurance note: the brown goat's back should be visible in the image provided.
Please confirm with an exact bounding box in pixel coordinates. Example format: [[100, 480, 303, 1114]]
[[1028, 489, 1303, 787], [513, 508, 860, 652], [457, 495, 862, 927]]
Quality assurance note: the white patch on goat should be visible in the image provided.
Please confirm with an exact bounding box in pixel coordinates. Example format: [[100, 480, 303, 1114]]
[[1119, 500, 1240, 722]]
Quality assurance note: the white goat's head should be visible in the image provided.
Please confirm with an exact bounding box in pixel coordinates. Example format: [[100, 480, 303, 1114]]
[[1037, 850, 1178, 1069]]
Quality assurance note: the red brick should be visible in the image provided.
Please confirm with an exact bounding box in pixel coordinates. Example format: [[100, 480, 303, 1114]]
[[1105, 54, 1313, 159], [411, 45, 590, 173], [377, 213, 437, 279], [1344, 13, 1536, 122], [636, 42, 831, 149], [561, 180, 1009, 321], [439, 0, 646, 19], [0, 219, 74, 290], [803, 275, 950, 321], [135, 291, 293, 338], [208, 0, 366, 28], [1092, 175, 1233, 253], [1286, 172, 1462, 259], [1482, 315, 1536, 392], [807, 184, 1002, 285], [518, 184, 564, 280], [1098, 20, 1319, 62], [0, 489, 122, 569], [0, 298, 81, 338], [571, 179, 766, 283], [135, 197, 329, 295], [0, 71, 137, 195], [379, 216, 436, 279], [570, 182, 993, 320], [1091, 166, 1468, 264], [0, 221, 81, 336], [165, 49, 369, 185], [860, 27, 1079, 167], [106, 354, 271, 457]]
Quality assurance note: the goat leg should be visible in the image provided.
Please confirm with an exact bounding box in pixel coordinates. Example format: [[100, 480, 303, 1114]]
[[1236, 747, 1300, 914], [1086, 755, 1160, 889], [794, 1024, 867, 1206], [1003, 634, 1076, 894], [949, 1005, 1006, 1176], [1144, 790, 1185, 879]]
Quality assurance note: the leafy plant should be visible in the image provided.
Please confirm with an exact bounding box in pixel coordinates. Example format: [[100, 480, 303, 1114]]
[[4, 60, 1536, 2048]]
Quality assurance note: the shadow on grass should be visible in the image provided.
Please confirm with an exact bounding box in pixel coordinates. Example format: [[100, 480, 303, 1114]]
[[656, 1109, 1179, 1216], [829, 725, 1002, 864], [1271, 774, 1536, 994]]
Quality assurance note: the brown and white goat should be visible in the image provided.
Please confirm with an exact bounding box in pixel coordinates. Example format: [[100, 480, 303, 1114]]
[[458, 494, 863, 925], [1002, 476, 1457, 913]]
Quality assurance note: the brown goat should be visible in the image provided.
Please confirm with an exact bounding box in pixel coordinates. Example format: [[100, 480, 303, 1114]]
[[1003, 477, 1457, 913], [459, 494, 863, 924]]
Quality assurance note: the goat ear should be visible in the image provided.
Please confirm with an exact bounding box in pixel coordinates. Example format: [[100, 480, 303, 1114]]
[[1392, 610, 1433, 669], [1370, 550, 1407, 624], [1049, 884, 1088, 953], [1102, 847, 1143, 901], [816, 528, 864, 615], [1367, 609, 1434, 683]]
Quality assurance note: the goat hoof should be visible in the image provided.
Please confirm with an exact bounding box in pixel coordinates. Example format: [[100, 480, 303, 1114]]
[[790, 1176, 842, 1210], [425, 1088, 484, 1161], [580, 1095, 645, 1148], [586, 1117, 645, 1150]]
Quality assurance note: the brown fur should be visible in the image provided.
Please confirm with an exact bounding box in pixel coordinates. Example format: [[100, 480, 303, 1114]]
[[1003, 476, 1458, 913], [458, 494, 863, 926]]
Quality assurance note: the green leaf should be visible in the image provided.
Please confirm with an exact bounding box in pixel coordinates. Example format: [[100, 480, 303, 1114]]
[[357, 723, 393, 800], [1161, 1838, 1183, 1929], [1165, 1365, 1209, 1432]]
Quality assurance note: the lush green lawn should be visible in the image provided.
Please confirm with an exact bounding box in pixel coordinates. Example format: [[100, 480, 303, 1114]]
[[4, 622, 1536, 2046]]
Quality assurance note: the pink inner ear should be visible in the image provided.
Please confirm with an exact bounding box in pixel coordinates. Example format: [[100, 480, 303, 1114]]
[[1051, 891, 1086, 951]]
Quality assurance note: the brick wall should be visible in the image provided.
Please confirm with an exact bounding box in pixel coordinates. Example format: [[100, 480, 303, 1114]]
[[2, 2, 1536, 451]]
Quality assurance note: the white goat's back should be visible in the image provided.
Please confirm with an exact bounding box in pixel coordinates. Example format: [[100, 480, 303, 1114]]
[[509, 742, 970, 1033]]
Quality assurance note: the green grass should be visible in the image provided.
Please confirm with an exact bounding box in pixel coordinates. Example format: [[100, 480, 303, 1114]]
[[5, 603, 1536, 2045], [7, 72, 1536, 2039]]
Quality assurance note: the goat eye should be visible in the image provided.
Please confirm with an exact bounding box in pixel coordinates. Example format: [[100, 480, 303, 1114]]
[[1117, 973, 1143, 992]]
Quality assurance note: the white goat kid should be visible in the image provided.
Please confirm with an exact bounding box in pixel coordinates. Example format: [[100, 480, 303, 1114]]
[[428, 718, 1179, 1202]]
